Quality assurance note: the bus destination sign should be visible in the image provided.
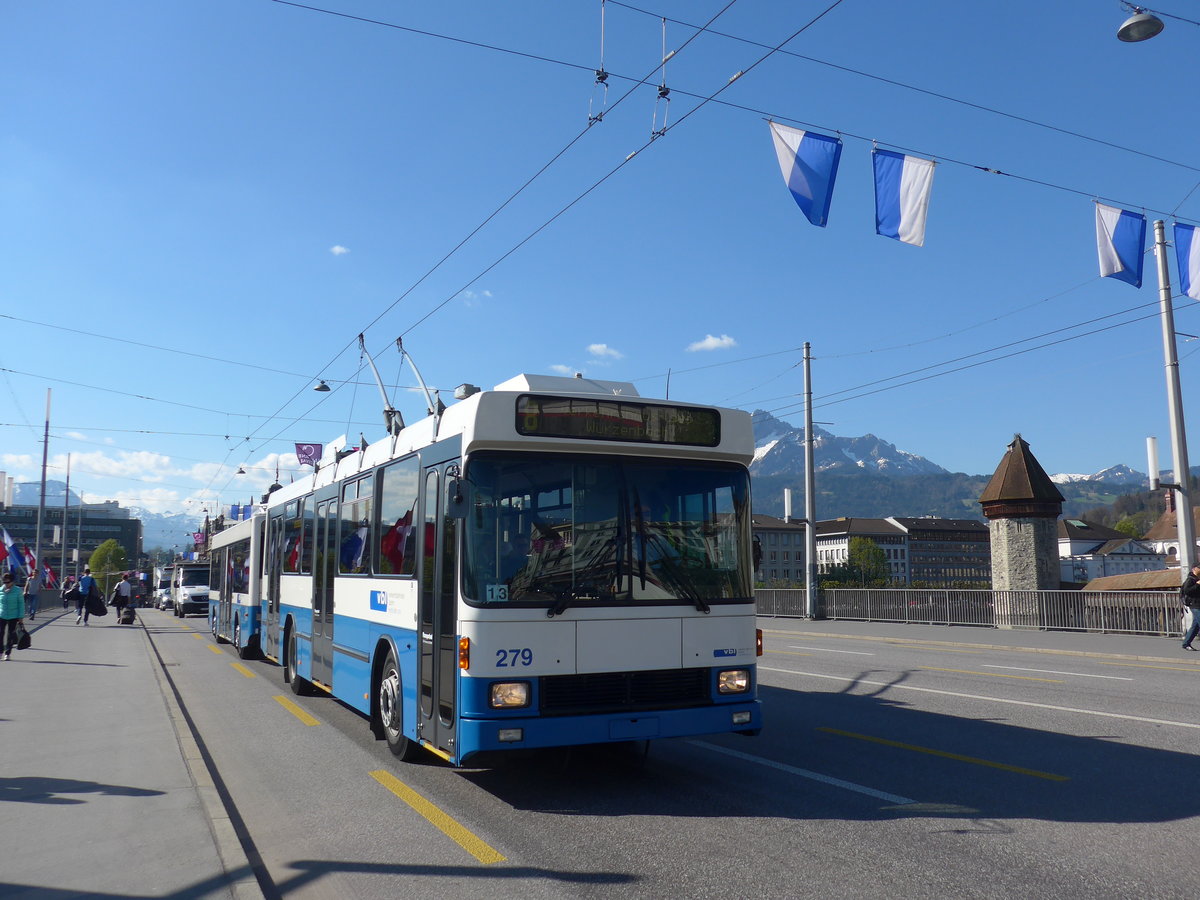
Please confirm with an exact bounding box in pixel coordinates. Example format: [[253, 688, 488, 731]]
[[516, 395, 720, 447]]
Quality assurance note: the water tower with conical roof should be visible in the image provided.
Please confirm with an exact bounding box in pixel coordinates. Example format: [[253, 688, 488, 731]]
[[979, 434, 1064, 594]]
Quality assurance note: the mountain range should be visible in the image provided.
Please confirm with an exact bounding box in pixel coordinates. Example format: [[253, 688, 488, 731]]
[[748, 411, 1154, 521]]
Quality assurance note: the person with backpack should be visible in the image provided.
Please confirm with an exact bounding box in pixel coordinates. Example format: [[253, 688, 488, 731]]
[[1181, 563, 1200, 651], [77, 567, 96, 625]]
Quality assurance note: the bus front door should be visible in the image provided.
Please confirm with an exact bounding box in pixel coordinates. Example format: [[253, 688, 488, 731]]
[[418, 462, 459, 757], [312, 497, 336, 687], [264, 512, 283, 660]]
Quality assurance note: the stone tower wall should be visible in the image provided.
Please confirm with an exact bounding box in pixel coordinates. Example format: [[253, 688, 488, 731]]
[[988, 516, 1059, 591]]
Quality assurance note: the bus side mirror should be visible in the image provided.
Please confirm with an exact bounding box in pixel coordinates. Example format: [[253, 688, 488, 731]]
[[446, 466, 468, 519]]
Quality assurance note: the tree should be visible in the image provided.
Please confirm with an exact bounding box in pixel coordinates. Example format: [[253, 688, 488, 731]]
[[89, 539, 128, 593], [847, 536, 890, 586], [821, 536, 891, 588]]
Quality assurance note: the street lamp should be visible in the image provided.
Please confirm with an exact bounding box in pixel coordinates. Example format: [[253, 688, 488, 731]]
[[1117, 6, 1165, 42]]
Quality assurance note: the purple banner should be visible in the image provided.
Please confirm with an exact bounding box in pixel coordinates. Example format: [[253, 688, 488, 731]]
[[295, 442, 322, 467]]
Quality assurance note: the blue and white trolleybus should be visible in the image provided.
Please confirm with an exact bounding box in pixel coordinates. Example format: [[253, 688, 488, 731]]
[[255, 373, 762, 765]]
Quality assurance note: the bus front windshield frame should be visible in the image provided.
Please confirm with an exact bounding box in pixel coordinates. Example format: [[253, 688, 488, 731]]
[[462, 452, 752, 612]]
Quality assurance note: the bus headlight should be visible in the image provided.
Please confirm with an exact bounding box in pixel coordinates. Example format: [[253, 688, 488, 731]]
[[717, 669, 751, 694], [490, 681, 530, 708]]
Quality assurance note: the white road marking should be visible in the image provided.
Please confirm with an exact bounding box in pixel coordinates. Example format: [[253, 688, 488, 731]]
[[787, 645, 875, 655], [689, 740, 915, 805], [761, 666, 1200, 730], [981, 665, 1133, 681]]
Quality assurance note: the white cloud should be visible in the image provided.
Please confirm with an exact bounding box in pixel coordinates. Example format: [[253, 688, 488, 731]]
[[686, 333, 737, 352], [330, 245, 350, 256], [549, 364, 576, 375], [587, 343, 623, 360], [461, 289, 493, 307], [1, 454, 34, 470], [74, 450, 174, 482]]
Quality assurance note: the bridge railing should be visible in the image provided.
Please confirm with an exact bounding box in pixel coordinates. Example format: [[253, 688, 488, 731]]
[[755, 588, 1187, 636]]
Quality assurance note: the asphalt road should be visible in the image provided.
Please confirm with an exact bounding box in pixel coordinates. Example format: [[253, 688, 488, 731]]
[[147, 611, 1200, 900]]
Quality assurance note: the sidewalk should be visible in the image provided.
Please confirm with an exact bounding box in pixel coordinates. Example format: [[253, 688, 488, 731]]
[[0, 605, 260, 900], [759, 615, 1200, 665]]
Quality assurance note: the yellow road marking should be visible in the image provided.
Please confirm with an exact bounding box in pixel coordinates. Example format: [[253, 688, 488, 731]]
[[231, 662, 255, 678], [819, 727, 1069, 781], [920, 666, 1063, 683], [193, 634, 203, 640], [273, 695, 320, 726], [206, 644, 223, 655], [370, 769, 506, 864], [1099, 661, 1200, 672]]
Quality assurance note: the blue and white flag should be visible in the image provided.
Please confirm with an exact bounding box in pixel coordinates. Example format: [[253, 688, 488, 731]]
[[1174, 223, 1200, 300], [873, 149, 936, 247], [1095, 202, 1146, 288], [769, 121, 842, 228]]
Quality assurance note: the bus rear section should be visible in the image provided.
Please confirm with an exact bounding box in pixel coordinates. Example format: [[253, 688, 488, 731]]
[[208, 516, 262, 658]]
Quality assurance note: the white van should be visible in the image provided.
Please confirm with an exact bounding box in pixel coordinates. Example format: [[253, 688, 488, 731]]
[[154, 566, 174, 611], [172, 564, 210, 617]]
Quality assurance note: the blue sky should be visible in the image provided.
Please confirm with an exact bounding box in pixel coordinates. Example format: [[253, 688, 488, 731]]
[[4, 0, 1200, 516]]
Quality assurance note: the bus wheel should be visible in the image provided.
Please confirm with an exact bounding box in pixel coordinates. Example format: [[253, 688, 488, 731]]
[[212, 612, 226, 643], [286, 630, 310, 696], [379, 651, 420, 761], [234, 617, 252, 660]]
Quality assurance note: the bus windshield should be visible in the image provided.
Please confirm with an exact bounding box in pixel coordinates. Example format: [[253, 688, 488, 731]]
[[463, 453, 751, 610]]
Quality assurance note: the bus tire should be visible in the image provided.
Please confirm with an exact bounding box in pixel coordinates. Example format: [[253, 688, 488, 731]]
[[379, 650, 421, 761], [286, 629, 311, 696], [212, 612, 227, 643], [234, 617, 254, 660]]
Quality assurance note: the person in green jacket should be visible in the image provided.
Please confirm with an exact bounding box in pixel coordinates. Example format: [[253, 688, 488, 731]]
[[0, 572, 25, 660]]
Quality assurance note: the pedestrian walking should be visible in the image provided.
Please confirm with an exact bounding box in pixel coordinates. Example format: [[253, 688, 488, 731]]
[[77, 567, 96, 625], [61, 575, 80, 614], [113, 572, 133, 621], [1182, 563, 1200, 651], [23, 571, 41, 621], [1, 572, 24, 660]]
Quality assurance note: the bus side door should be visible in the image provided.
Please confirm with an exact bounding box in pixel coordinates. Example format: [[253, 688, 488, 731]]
[[419, 458, 460, 757], [264, 511, 283, 660], [312, 495, 336, 687]]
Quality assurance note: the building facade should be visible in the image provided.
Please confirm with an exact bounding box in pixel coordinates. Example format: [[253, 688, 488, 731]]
[[1058, 518, 1167, 585], [750, 513, 990, 588], [0, 502, 142, 578], [750, 514, 807, 585]]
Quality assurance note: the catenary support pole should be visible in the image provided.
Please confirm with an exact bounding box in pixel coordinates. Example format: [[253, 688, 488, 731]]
[[803, 343, 818, 618], [33, 388, 50, 593], [1155, 219, 1195, 577]]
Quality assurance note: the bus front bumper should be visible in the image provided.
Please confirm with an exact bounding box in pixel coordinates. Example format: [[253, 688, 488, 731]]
[[456, 700, 762, 758]]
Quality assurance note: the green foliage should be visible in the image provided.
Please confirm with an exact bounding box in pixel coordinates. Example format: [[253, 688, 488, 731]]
[[89, 539, 128, 592], [822, 536, 891, 587]]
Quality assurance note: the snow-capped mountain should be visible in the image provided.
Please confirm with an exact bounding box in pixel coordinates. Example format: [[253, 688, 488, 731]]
[[1049, 464, 1148, 488], [750, 410, 949, 478]]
